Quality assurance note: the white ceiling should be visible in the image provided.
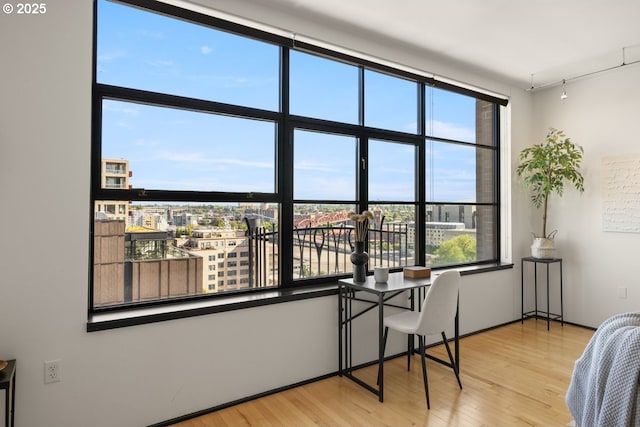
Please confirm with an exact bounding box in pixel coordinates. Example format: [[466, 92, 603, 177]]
[[190, 0, 640, 90]]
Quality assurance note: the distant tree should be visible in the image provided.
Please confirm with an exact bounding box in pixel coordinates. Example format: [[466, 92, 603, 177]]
[[300, 264, 312, 278], [231, 220, 248, 231], [434, 235, 476, 263]]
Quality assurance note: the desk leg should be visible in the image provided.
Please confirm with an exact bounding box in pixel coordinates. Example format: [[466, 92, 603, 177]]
[[455, 297, 460, 371], [348, 289, 353, 375], [378, 293, 384, 402], [338, 284, 343, 375]]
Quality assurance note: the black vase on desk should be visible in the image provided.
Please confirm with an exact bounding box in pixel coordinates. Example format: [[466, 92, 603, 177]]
[[350, 241, 369, 283]]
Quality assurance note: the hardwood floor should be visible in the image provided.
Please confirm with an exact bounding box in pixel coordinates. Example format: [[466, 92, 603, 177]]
[[172, 319, 594, 427]]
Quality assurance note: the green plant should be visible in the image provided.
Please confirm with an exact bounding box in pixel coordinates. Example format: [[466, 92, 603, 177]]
[[516, 128, 584, 238]]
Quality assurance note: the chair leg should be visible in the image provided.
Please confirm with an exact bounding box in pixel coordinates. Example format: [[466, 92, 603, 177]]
[[407, 334, 412, 371], [377, 327, 389, 386], [418, 335, 430, 409], [442, 332, 462, 390]]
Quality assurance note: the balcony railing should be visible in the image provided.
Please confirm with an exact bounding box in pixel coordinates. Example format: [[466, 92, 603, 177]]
[[245, 221, 411, 284]]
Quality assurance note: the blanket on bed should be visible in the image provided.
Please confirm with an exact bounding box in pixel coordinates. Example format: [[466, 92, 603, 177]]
[[566, 312, 640, 427]]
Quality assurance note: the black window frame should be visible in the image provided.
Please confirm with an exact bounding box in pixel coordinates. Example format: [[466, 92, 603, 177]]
[[90, 0, 508, 315]]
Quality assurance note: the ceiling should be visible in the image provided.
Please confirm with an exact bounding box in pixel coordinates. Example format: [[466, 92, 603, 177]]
[[189, 0, 640, 90]]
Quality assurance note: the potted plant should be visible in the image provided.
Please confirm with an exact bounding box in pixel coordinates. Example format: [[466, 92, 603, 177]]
[[516, 128, 584, 258]]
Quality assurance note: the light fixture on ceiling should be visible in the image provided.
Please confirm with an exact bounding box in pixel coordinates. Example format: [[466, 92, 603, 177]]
[[527, 45, 640, 92], [560, 79, 567, 100]]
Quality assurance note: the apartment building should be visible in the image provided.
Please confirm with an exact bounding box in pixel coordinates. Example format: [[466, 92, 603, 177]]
[[183, 229, 252, 293], [94, 158, 131, 222]]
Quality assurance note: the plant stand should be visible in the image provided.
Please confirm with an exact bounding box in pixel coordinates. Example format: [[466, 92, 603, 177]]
[[521, 257, 563, 331]]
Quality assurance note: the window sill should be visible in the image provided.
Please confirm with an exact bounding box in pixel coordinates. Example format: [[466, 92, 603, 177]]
[[87, 262, 513, 332]]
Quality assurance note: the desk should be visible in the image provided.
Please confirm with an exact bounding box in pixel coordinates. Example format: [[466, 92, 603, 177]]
[[0, 360, 15, 427], [521, 257, 563, 330], [338, 272, 459, 402]]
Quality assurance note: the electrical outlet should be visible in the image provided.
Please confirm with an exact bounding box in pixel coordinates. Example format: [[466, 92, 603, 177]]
[[44, 359, 62, 384]]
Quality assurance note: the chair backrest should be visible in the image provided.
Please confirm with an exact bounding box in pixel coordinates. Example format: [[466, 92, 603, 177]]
[[415, 270, 460, 336]]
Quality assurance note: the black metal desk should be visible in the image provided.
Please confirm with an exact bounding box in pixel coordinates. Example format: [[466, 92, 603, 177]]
[[338, 272, 459, 402], [0, 359, 16, 427], [521, 257, 563, 330]]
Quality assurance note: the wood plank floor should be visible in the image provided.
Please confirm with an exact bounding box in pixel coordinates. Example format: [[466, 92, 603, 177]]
[[172, 319, 594, 427]]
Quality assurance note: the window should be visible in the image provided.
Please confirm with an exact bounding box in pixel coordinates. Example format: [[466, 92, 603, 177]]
[[425, 88, 498, 267], [91, 0, 506, 314], [96, 0, 279, 110], [290, 51, 358, 124], [364, 70, 418, 133]]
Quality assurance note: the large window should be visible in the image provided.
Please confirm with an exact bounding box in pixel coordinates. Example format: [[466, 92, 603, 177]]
[[92, 0, 506, 312]]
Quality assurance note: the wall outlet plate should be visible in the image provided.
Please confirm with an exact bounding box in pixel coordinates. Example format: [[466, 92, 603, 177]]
[[44, 359, 62, 384]]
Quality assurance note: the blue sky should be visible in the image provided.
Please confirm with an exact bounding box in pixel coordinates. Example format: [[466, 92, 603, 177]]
[[97, 0, 480, 203]]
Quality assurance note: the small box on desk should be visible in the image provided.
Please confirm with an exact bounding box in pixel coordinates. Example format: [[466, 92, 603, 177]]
[[403, 266, 431, 279]]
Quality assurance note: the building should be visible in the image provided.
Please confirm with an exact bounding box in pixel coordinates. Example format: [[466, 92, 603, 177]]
[[183, 229, 252, 293], [94, 158, 131, 222], [93, 220, 203, 307]]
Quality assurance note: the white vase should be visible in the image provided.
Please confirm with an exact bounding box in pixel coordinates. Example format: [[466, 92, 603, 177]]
[[531, 237, 555, 258]]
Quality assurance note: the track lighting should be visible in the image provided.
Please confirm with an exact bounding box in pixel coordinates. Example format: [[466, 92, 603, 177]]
[[560, 79, 567, 100]]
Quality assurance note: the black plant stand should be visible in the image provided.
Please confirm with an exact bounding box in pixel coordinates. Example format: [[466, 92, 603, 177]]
[[521, 257, 563, 330]]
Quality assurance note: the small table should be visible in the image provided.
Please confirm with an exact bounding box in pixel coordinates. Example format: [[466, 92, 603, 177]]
[[338, 272, 459, 402], [521, 257, 563, 330], [0, 359, 16, 427]]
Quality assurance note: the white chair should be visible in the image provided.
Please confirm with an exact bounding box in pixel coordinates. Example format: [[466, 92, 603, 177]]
[[381, 270, 462, 409]]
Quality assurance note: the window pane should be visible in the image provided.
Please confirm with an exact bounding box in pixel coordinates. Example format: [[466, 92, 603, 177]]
[[97, 0, 279, 110], [426, 204, 495, 267], [369, 139, 415, 201], [364, 70, 417, 133], [367, 204, 416, 269], [290, 51, 358, 123], [102, 100, 276, 192], [293, 203, 356, 280], [93, 202, 279, 307], [426, 88, 484, 144], [294, 130, 356, 200], [427, 141, 496, 203]]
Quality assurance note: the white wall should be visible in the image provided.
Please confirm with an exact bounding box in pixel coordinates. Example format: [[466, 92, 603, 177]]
[[530, 65, 640, 328], [0, 2, 532, 426]]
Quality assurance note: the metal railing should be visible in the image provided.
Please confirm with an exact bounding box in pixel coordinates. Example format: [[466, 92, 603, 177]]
[[245, 222, 411, 284]]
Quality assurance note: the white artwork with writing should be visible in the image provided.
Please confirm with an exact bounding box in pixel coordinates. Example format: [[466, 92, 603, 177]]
[[602, 155, 640, 232]]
